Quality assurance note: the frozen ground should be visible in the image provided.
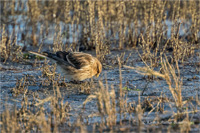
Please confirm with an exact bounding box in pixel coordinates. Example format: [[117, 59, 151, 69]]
[[0, 49, 199, 131]]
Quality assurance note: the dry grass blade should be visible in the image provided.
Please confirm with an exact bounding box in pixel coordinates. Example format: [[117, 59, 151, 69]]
[[35, 96, 53, 106], [124, 56, 185, 110], [83, 94, 97, 107], [123, 65, 166, 79]]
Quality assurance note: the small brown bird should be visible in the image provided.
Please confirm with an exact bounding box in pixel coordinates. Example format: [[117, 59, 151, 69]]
[[29, 51, 102, 81]]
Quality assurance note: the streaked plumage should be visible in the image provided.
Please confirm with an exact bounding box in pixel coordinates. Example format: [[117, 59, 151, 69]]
[[29, 51, 102, 81]]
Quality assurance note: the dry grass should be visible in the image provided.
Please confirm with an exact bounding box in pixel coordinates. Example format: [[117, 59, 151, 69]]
[[0, 0, 200, 132], [124, 57, 184, 110], [1, 1, 199, 61]]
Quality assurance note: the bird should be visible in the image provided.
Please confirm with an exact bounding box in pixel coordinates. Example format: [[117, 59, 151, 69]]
[[29, 51, 102, 81]]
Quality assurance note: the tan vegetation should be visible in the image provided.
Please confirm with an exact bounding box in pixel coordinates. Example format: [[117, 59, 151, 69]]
[[0, 0, 199, 132]]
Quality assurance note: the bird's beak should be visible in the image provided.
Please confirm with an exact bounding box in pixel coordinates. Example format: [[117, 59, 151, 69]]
[[96, 73, 100, 78]]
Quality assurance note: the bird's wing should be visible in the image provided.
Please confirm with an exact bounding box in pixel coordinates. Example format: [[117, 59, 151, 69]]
[[66, 52, 93, 69], [29, 51, 93, 69]]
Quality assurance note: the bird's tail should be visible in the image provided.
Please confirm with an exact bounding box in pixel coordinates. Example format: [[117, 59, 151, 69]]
[[29, 51, 61, 62]]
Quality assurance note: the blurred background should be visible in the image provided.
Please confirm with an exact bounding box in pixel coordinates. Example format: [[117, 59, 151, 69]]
[[1, 0, 199, 62]]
